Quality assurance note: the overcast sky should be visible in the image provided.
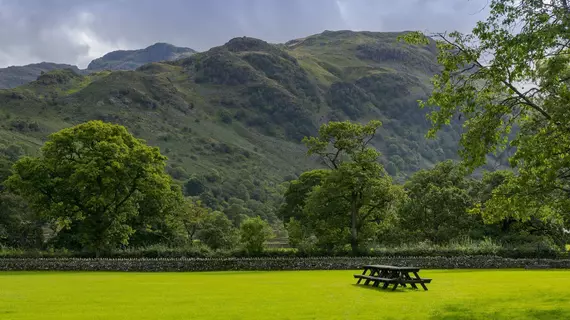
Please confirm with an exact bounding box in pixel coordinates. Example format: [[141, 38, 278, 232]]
[[0, 0, 490, 68]]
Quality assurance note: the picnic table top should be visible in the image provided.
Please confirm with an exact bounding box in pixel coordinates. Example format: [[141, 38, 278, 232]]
[[363, 265, 421, 272]]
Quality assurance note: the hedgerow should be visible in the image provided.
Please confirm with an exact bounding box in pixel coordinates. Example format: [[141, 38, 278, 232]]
[[0, 244, 566, 259]]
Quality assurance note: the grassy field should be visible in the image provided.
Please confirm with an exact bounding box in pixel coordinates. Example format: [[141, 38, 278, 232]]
[[1, 270, 569, 319]]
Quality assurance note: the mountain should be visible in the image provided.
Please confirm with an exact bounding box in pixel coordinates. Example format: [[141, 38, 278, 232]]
[[0, 43, 197, 89], [0, 62, 83, 89], [87, 43, 197, 71], [0, 30, 508, 218]]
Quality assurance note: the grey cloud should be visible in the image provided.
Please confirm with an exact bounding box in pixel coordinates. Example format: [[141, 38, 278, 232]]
[[0, 0, 490, 68]]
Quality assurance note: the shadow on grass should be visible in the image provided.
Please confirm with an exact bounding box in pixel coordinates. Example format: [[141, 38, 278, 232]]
[[351, 283, 421, 293], [428, 303, 570, 320]]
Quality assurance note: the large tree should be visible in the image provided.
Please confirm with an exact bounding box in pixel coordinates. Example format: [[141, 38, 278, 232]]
[[6, 120, 182, 256], [282, 120, 402, 254], [405, 0, 570, 227], [399, 161, 478, 243]]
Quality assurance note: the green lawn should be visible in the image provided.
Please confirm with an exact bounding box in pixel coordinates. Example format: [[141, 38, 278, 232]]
[[1, 270, 569, 319]]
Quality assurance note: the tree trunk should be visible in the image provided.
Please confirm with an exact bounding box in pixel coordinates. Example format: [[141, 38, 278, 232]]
[[350, 194, 359, 255]]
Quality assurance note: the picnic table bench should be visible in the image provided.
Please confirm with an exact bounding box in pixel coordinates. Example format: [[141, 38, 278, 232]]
[[354, 265, 432, 291]]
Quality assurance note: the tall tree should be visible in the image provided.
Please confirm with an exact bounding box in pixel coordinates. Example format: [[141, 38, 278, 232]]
[[405, 0, 570, 227], [304, 161, 402, 252], [300, 120, 402, 254], [6, 120, 182, 256]]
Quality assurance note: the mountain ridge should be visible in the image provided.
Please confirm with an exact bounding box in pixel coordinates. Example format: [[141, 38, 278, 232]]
[[0, 43, 197, 89], [87, 42, 197, 71]]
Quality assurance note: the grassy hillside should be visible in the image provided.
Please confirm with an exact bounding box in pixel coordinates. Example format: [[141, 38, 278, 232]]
[[0, 62, 83, 89], [0, 30, 501, 218], [87, 43, 197, 71]]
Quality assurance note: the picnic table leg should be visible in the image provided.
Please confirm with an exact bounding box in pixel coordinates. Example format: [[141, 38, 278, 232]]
[[400, 274, 407, 288], [404, 272, 418, 289], [391, 282, 399, 291], [364, 269, 373, 285], [367, 268, 381, 286], [357, 268, 368, 284], [413, 272, 428, 291], [364, 269, 380, 285]]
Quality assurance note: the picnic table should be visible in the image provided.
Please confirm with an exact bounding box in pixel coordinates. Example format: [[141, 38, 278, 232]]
[[354, 265, 432, 291]]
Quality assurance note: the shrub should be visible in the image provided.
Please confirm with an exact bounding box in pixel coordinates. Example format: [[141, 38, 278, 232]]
[[197, 211, 238, 250], [239, 217, 274, 254]]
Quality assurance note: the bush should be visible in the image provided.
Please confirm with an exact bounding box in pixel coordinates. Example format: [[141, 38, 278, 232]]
[[197, 211, 238, 250], [239, 217, 274, 254], [1, 234, 566, 260]]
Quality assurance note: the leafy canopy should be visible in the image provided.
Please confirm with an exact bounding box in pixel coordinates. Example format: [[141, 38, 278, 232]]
[[239, 216, 274, 254], [400, 160, 476, 243], [6, 120, 181, 254], [282, 120, 402, 253], [303, 120, 382, 169], [405, 0, 570, 226]]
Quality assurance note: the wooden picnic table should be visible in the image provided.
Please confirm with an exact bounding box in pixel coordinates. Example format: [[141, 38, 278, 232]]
[[353, 264, 432, 291]]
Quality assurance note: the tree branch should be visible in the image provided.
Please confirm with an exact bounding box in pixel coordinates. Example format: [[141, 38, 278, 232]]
[[438, 34, 554, 121]]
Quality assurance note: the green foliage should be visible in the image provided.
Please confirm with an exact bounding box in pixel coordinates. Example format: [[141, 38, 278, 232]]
[[471, 170, 568, 250], [6, 121, 182, 255], [279, 169, 329, 222], [282, 120, 404, 254], [399, 161, 477, 243], [0, 192, 43, 248], [239, 216, 274, 254], [405, 0, 570, 226], [303, 120, 382, 169], [284, 218, 316, 252], [176, 200, 210, 242], [197, 211, 238, 250], [184, 175, 206, 196]]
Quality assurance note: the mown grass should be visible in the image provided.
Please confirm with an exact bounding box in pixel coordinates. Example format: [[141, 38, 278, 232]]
[[1, 270, 569, 319]]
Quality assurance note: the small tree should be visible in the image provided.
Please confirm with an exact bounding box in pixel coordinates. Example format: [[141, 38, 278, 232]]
[[178, 199, 209, 243], [239, 216, 274, 254], [7, 120, 181, 256], [197, 211, 237, 250]]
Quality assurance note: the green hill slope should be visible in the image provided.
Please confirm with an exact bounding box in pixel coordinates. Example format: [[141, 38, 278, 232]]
[[1, 30, 500, 218]]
